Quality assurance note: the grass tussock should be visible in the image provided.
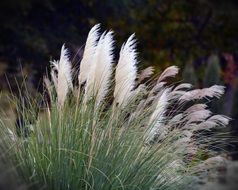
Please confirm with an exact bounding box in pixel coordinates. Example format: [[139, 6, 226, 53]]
[[0, 25, 231, 190]]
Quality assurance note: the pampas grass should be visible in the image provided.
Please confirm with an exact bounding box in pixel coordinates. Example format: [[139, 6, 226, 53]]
[[0, 25, 230, 190], [114, 34, 137, 106], [84, 31, 114, 105], [51, 44, 73, 108], [78, 24, 100, 86]]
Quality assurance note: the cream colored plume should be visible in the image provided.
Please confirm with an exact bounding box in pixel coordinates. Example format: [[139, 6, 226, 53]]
[[185, 104, 207, 113], [174, 83, 193, 91], [179, 85, 225, 102], [149, 89, 169, 125], [208, 115, 230, 126], [185, 109, 212, 124], [146, 89, 169, 141], [51, 44, 72, 107], [78, 24, 100, 86], [157, 66, 179, 83], [137, 66, 154, 84], [85, 31, 114, 105], [114, 34, 137, 106]]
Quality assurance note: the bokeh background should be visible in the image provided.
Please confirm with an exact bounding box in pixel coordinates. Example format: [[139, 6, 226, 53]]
[[0, 0, 237, 158]]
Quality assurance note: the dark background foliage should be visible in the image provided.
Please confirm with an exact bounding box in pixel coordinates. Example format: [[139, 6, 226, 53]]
[[1, 0, 238, 71]]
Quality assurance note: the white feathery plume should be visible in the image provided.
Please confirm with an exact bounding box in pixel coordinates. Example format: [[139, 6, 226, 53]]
[[146, 89, 169, 141], [205, 85, 225, 98], [174, 83, 193, 91], [168, 83, 193, 101], [84, 32, 106, 97], [149, 89, 169, 124], [179, 89, 201, 102], [152, 82, 167, 92], [185, 104, 208, 113], [114, 34, 137, 106], [59, 45, 73, 89], [137, 66, 154, 84], [194, 115, 230, 131], [185, 109, 212, 124], [85, 31, 114, 105], [169, 90, 186, 100], [148, 82, 167, 98], [196, 120, 218, 130], [78, 24, 100, 86], [51, 44, 72, 108], [179, 85, 225, 102], [157, 66, 179, 83], [169, 83, 192, 100], [208, 115, 230, 126]]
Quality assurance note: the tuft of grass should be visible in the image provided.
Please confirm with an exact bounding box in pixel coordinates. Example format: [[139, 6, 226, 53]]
[[0, 25, 231, 190], [1, 93, 195, 190]]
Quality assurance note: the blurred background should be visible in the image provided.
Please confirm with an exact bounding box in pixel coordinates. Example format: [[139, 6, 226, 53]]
[[0, 0, 237, 155]]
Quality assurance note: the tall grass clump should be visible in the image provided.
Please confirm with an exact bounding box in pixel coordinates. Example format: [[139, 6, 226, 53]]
[[0, 25, 230, 190]]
